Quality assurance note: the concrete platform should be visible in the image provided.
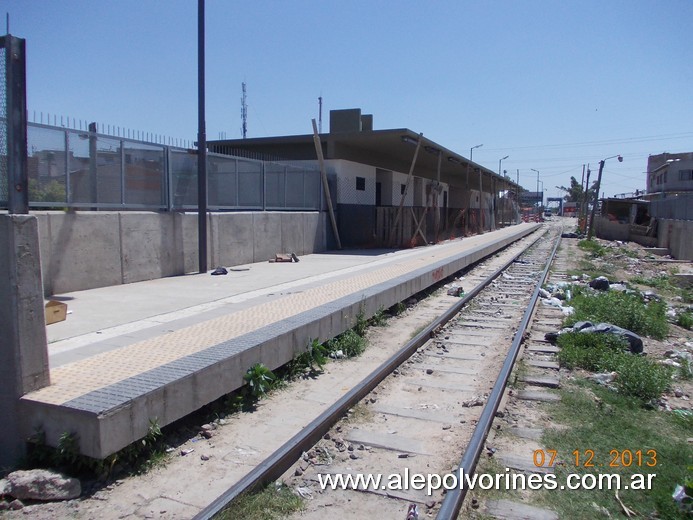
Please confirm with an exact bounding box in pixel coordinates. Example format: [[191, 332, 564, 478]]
[[20, 223, 539, 458]]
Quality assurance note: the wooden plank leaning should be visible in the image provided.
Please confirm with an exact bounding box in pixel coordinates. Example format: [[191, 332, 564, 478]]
[[311, 118, 342, 250]]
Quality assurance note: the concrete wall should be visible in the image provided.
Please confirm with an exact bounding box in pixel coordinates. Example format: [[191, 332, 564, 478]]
[[35, 211, 327, 295], [657, 219, 693, 260], [328, 159, 376, 205]]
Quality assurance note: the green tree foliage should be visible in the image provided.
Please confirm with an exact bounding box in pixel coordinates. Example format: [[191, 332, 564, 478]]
[[557, 175, 597, 203]]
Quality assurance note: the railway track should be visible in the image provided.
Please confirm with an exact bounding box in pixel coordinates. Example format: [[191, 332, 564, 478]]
[[195, 222, 566, 520]]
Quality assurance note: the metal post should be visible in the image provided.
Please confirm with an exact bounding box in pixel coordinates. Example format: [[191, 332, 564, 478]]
[[64, 130, 71, 205], [5, 35, 28, 214], [478, 168, 482, 232], [89, 122, 98, 208], [197, 0, 208, 273], [581, 165, 591, 232], [119, 140, 125, 205]]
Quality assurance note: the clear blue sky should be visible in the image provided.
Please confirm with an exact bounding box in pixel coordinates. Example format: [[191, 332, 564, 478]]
[[6, 0, 692, 199]]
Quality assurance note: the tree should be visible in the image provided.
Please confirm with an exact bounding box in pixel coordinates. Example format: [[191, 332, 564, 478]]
[[557, 176, 597, 203]]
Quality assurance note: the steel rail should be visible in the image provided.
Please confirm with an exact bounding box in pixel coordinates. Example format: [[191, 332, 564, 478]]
[[435, 232, 562, 520], [193, 228, 546, 520]]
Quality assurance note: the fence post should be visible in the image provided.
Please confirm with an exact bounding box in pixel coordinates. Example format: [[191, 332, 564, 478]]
[[89, 122, 98, 208], [5, 35, 28, 214]]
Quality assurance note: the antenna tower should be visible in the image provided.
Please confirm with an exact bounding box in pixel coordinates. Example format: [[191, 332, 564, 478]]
[[241, 82, 248, 139]]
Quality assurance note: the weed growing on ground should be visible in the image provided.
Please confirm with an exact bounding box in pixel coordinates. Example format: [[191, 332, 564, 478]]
[[566, 259, 614, 279], [391, 301, 406, 316], [612, 354, 673, 402], [557, 332, 626, 372], [676, 311, 693, 330], [631, 274, 674, 291], [219, 483, 304, 520], [326, 329, 366, 357], [564, 285, 669, 339], [577, 239, 606, 257], [557, 332, 671, 402], [25, 418, 166, 478], [286, 339, 329, 378], [354, 306, 369, 337], [370, 306, 387, 326], [243, 363, 277, 398]]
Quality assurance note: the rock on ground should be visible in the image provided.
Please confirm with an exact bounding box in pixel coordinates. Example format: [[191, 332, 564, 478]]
[[3, 469, 81, 501]]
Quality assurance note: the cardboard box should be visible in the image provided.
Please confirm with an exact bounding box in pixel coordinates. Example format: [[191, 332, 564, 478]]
[[45, 300, 67, 325]]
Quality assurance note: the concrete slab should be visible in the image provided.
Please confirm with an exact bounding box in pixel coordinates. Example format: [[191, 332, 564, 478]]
[[525, 344, 559, 354], [519, 375, 561, 388], [344, 429, 432, 455], [526, 360, 560, 370], [406, 379, 475, 392], [485, 499, 558, 520], [515, 390, 561, 402], [496, 453, 554, 474], [508, 427, 544, 441], [371, 404, 460, 424]]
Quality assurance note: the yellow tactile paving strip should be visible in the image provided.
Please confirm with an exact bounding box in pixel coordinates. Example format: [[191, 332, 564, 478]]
[[24, 229, 525, 406]]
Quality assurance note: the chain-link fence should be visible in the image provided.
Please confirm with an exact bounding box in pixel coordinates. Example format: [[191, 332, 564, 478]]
[[20, 121, 323, 211]]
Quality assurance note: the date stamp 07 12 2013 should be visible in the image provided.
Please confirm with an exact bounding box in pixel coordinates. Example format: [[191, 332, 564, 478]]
[[533, 449, 658, 469]]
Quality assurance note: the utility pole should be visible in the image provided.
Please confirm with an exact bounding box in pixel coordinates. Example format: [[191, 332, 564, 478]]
[[197, 0, 208, 273], [241, 82, 247, 139], [587, 155, 623, 239]]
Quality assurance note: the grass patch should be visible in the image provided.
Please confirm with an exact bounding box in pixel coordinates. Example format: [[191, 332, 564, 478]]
[[631, 274, 674, 291], [557, 332, 672, 402], [540, 382, 692, 520], [219, 483, 304, 520], [557, 332, 626, 372], [564, 285, 669, 339], [567, 259, 614, 279], [578, 239, 607, 257]]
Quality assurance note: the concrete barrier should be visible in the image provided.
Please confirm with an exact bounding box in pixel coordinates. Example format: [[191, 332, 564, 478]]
[[0, 215, 50, 468], [33, 211, 327, 295]]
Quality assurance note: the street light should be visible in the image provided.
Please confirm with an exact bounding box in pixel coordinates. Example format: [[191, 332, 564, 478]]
[[470, 144, 483, 161], [499, 155, 509, 176], [539, 181, 544, 208], [531, 168, 540, 209], [587, 155, 623, 239]]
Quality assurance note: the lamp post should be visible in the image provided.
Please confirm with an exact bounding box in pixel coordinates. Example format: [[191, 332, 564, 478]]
[[495, 156, 508, 231], [499, 155, 509, 176], [470, 144, 483, 161], [539, 180, 544, 207], [531, 168, 539, 211], [587, 155, 623, 239]]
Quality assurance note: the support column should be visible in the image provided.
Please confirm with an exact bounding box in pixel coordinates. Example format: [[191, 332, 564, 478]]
[[0, 214, 50, 468]]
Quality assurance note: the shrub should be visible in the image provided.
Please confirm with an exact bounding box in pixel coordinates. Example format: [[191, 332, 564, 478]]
[[326, 329, 366, 358], [613, 355, 672, 402], [676, 311, 693, 330], [565, 287, 669, 339], [557, 332, 626, 371]]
